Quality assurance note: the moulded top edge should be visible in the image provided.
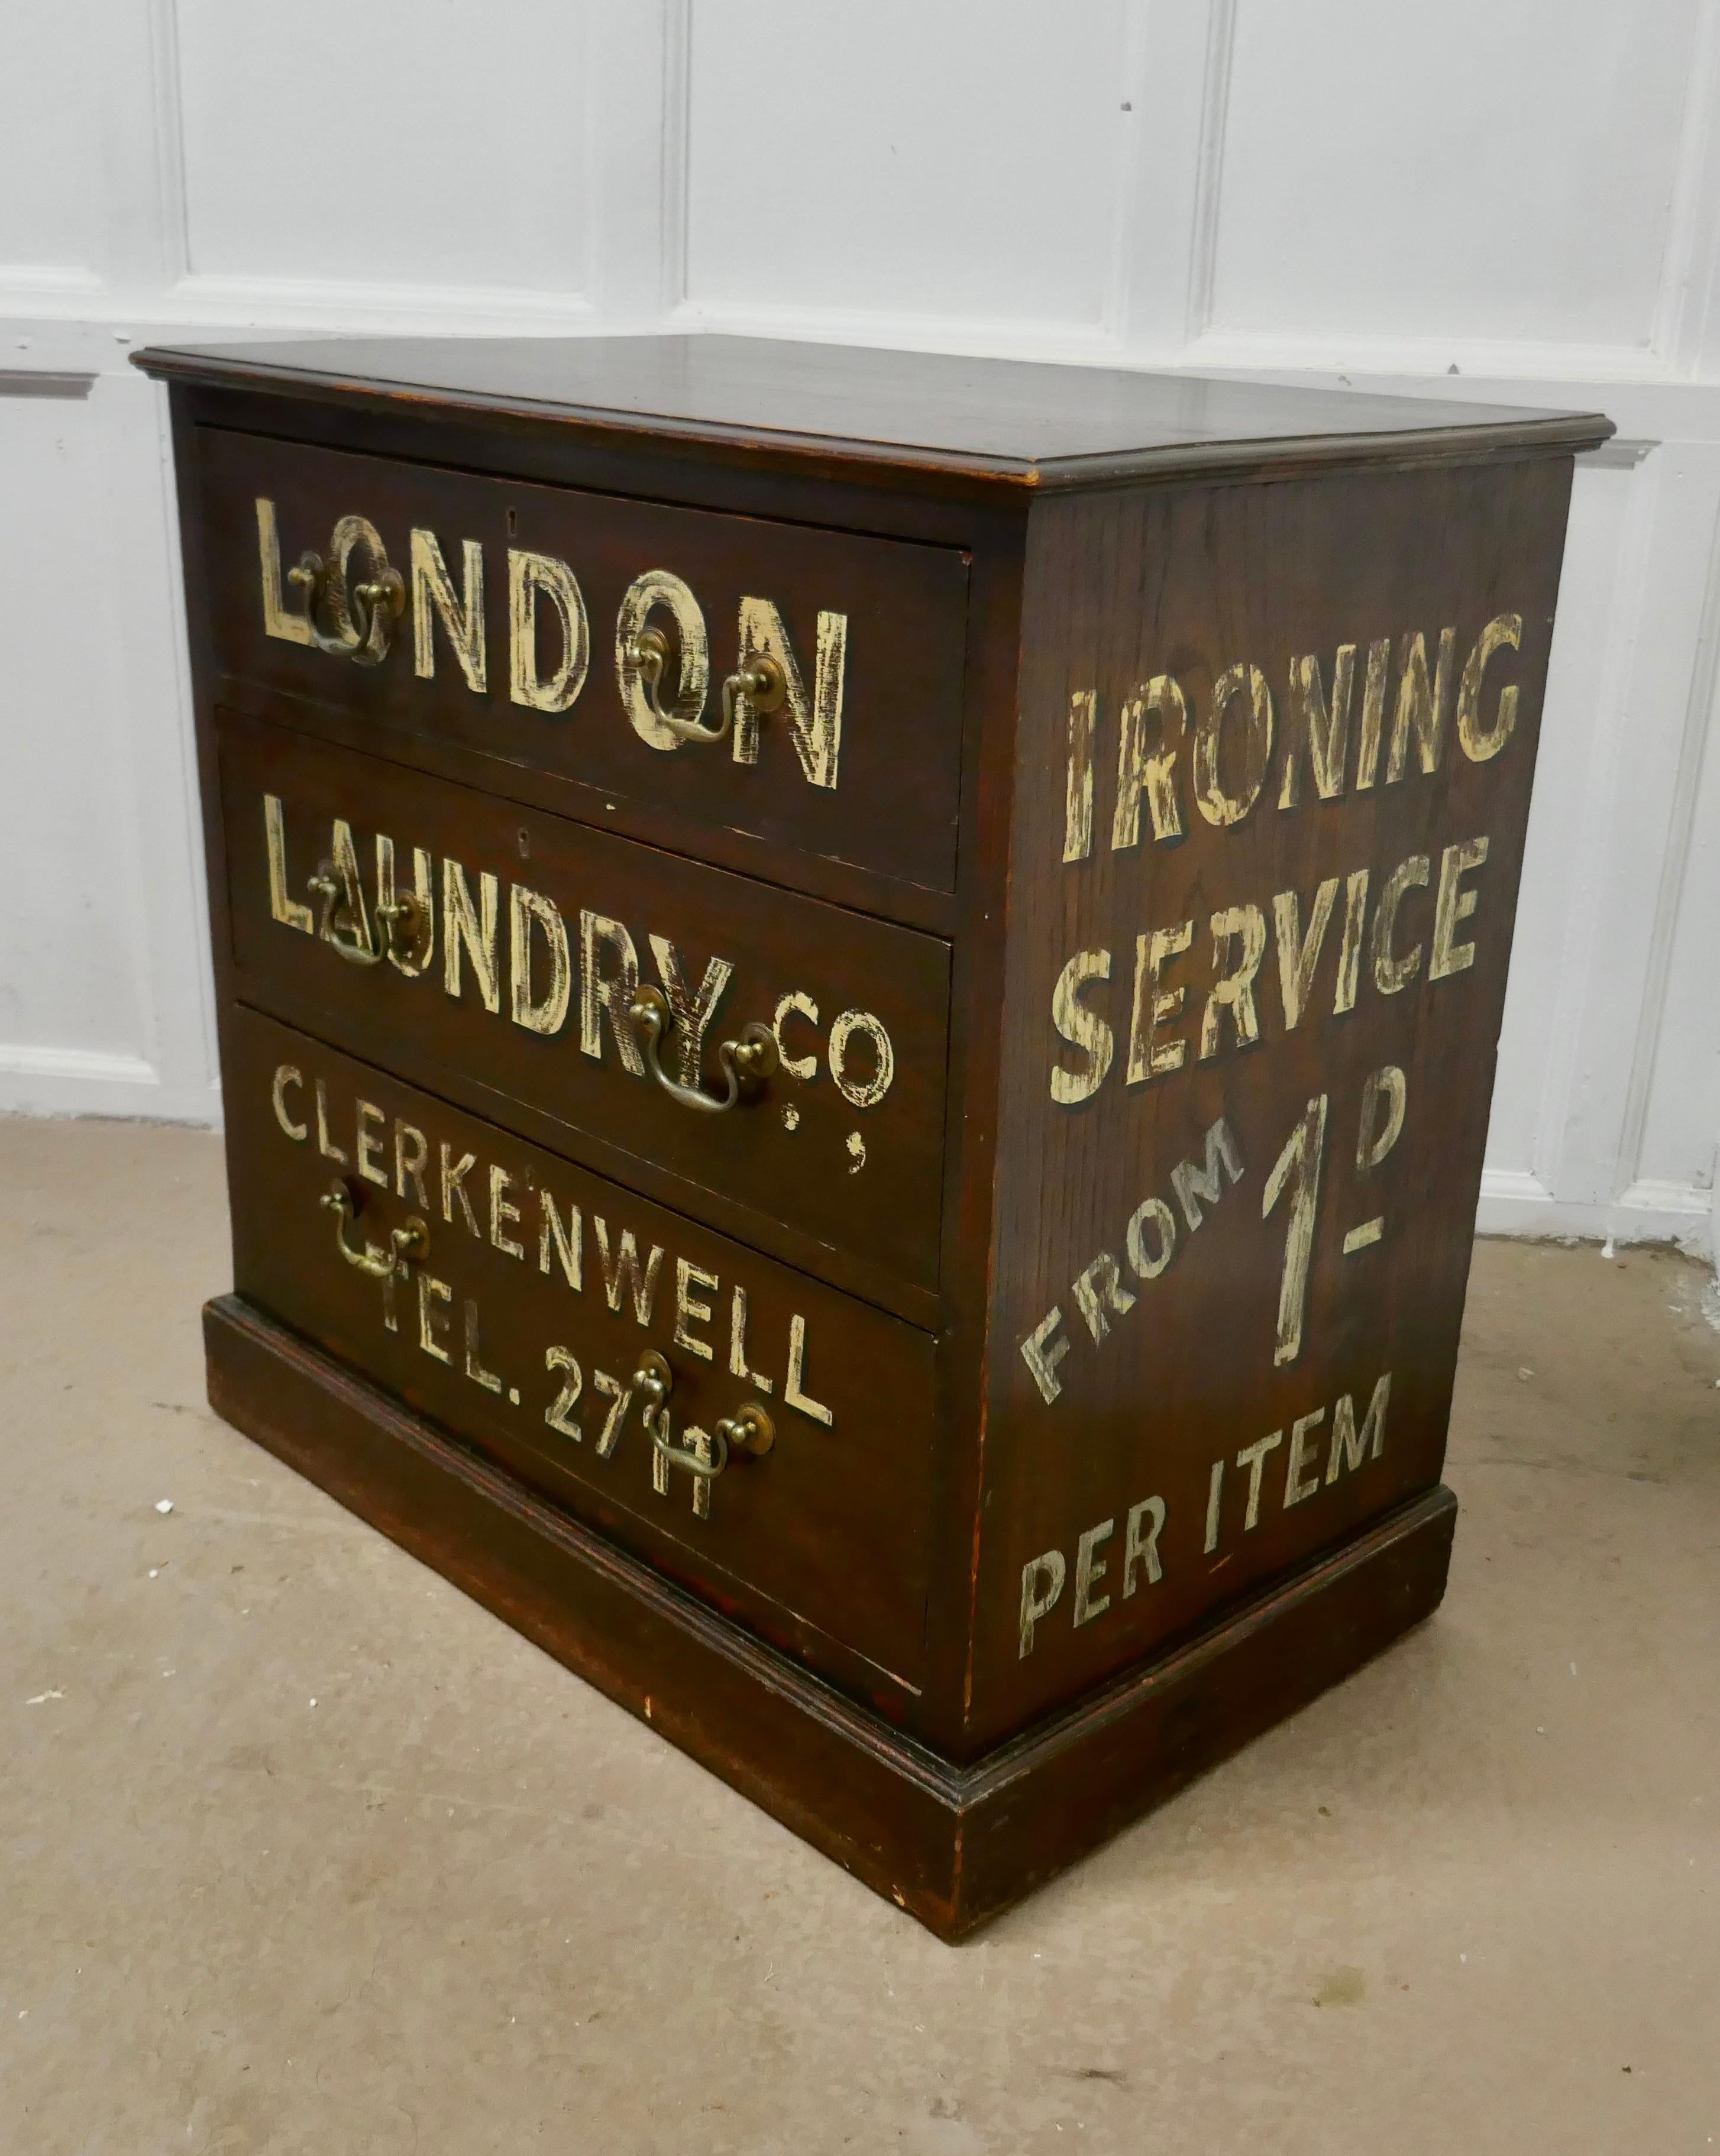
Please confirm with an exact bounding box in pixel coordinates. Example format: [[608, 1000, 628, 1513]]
[[130, 331, 1614, 490]]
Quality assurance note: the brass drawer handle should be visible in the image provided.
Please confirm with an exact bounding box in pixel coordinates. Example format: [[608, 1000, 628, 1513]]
[[321, 1180, 428, 1281], [635, 1349, 775, 1485], [628, 983, 778, 1113], [286, 514, 405, 666], [307, 866, 429, 970], [624, 626, 787, 747]]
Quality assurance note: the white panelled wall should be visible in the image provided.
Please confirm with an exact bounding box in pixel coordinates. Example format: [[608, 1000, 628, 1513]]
[[2, 0, 1716, 1260]]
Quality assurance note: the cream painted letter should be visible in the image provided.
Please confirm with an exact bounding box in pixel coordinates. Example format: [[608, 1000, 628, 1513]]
[[1273, 878, 1339, 1031], [1019, 1551, 1066, 1657], [829, 1010, 895, 1109], [442, 861, 500, 1012], [1193, 664, 1273, 827], [1327, 1373, 1391, 1483], [1125, 1197, 1177, 1281], [1071, 1252, 1136, 1345], [510, 885, 573, 1037], [264, 795, 314, 934], [1430, 836, 1489, 980], [1113, 676, 1188, 849], [1063, 689, 1096, 863], [508, 549, 589, 712], [271, 1064, 307, 1141], [1020, 1308, 1072, 1405], [1123, 1497, 1166, 1594], [1386, 628, 1456, 783], [1072, 1521, 1114, 1626], [785, 1313, 835, 1426], [1372, 856, 1431, 995], [1278, 647, 1355, 808], [256, 499, 312, 646], [411, 529, 486, 692], [648, 934, 734, 1089], [1457, 615, 1523, 762], [616, 570, 710, 750], [579, 913, 645, 1074], [1127, 921, 1194, 1085], [1354, 639, 1391, 791], [1199, 905, 1268, 1058], [732, 597, 846, 789], [1050, 949, 1114, 1105], [772, 990, 820, 1082]]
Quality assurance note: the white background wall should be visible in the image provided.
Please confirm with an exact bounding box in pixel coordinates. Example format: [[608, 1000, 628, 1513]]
[[2, 0, 1716, 1259]]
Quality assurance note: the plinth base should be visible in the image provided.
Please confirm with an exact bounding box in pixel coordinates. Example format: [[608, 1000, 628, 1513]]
[[205, 1296, 1456, 1941]]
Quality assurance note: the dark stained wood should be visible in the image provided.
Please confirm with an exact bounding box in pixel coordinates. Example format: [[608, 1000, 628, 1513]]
[[219, 711, 952, 1310], [212, 668, 965, 945], [137, 332, 1608, 492], [968, 456, 1574, 1746], [135, 328, 1608, 1933], [195, 425, 970, 897], [225, 1005, 937, 1708], [206, 1293, 1456, 1941]]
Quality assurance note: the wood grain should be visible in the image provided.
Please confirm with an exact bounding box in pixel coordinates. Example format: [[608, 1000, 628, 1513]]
[[206, 1293, 1456, 1941], [196, 425, 970, 898], [219, 710, 952, 1311], [136, 332, 1609, 491], [134, 329, 1607, 1928], [225, 1005, 938, 1710], [969, 457, 1574, 1746]]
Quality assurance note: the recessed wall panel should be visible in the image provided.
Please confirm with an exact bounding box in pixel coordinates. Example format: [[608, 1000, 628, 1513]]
[[0, 396, 148, 1061], [176, 0, 591, 293], [0, 1, 101, 274], [1209, 0, 1700, 349], [686, 0, 1130, 328]]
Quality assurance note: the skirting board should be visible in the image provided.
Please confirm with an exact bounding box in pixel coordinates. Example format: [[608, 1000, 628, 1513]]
[[203, 1294, 1457, 1940], [0, 1046, 217, 1126], [1477, 1166, 1715, 1259]]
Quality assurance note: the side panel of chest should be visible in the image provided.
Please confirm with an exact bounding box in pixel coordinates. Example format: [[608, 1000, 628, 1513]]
[[969, 457, 1575, 1741], [195, 428, 971, 898], [218, 713, 952, 1307]]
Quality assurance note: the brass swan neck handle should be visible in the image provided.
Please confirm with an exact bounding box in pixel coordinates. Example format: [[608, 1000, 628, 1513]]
[[286, 514, 405, 666], [320, 1181, 428, 1281], [623, 625, 787, 746], [634, 1349, 775, 1498], [307, 865, 429, 970], [627, 984, 778, 1113]]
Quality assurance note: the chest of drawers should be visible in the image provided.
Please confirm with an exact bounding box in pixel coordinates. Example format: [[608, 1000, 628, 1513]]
[[135, 332, 1609, 1937]]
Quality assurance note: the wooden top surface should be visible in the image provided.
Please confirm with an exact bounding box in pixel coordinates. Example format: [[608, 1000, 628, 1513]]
[[132, 332, 1612, 488]]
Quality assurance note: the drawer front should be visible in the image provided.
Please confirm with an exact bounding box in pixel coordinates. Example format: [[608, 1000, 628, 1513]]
[[225, 1006, 936, 1692], [197, 427, 970, 895], [219, 711, 951, 1298]]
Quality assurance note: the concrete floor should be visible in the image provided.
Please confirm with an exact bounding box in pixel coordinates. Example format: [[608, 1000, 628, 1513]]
[[2, 1118, 1718, 2156]]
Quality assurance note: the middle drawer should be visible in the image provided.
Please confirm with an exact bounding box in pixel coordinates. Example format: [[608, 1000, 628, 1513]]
[[218, 710, 952, 1303]]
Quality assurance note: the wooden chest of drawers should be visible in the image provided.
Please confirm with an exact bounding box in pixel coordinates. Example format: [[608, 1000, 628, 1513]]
[[135, 332, 1609, 1937]]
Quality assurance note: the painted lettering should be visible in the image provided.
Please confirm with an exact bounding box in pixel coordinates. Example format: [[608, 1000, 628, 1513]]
[[1113, 677, 1186, 849], [616, 570, 710, 750], [1063, 688, 1096, 863], [1049, 948, 1114, 1105], [507, 549, 589, 713], [1457, 616, 1522, 762], [410, 529, 486, 692], [732, 596, 846, 789]]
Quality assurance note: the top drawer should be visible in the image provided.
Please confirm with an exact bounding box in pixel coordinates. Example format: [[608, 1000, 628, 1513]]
[[193, 428, 971, 896]]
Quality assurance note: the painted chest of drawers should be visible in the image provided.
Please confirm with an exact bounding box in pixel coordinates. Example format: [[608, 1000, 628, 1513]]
[[134, 332, 1609, 1937]]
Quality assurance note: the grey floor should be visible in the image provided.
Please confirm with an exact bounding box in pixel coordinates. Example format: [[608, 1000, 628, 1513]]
[[4, 1116, 1718, 2155]]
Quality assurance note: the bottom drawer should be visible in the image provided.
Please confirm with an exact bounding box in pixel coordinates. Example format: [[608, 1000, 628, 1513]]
[[222, 1003, 936, 1702]]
